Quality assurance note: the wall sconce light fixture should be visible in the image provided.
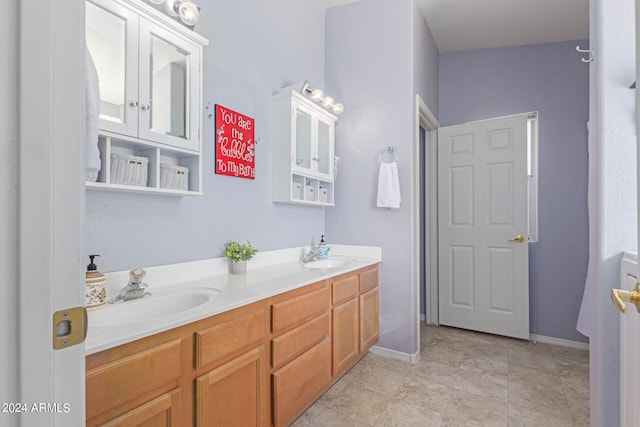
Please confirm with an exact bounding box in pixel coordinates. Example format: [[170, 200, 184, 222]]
[[146, 0, 201, 28], [301, 81, 344, 116]]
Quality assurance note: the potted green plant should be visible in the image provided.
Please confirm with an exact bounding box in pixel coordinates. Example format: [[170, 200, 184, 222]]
[[225, 240, 258, 274]]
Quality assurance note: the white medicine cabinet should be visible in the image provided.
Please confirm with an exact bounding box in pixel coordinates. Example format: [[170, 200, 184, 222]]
[[85, 0, 208, 195], [272, 89, 337, 206]]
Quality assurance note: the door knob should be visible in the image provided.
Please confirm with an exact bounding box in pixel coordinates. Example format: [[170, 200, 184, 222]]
[[508, 234, 526, 243], [611, 282, 640, 314]]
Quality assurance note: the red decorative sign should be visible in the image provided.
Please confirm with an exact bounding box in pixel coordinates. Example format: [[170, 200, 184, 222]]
[[215, 105, 255, 179]]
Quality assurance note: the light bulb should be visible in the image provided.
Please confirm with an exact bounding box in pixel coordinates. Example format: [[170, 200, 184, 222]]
[[163, 0, 179, 16], [332, 103, 344, 115], [321, 96, 335, 109], [178, 1, 200, 25], [310, 89, 324, 102]]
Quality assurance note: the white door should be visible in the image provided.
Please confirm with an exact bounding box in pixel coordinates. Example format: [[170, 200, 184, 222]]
[[438, 114, 530, 339], [15, 0, 86, 425]]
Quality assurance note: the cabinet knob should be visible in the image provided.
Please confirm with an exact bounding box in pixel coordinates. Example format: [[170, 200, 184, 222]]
[[129, 101, 139, 107], [141, 104, 150, 111]]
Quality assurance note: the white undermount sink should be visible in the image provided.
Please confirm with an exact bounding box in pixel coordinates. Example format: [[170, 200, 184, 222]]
[[89, 288, 222, 327], [303, 258, 354, 269]]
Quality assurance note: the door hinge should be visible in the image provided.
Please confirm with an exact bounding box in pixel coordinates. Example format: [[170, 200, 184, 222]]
[[53, 307, 87, 350]]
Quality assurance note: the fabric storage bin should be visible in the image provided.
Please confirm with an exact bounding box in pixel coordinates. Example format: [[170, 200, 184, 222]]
[[292, 182, 302, 200], [304, 185, 315, 201], [318, 187, 328, 203], [160, 163, 189, 191], [110, 153, 148, 186]]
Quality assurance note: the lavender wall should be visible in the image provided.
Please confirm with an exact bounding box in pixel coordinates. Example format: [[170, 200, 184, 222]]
[[439, 41, 590, 343], [85, 0, 327, 272], [325, 0, 439, 356]]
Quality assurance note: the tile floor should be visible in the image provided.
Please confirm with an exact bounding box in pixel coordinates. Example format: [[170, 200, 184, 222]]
[[292, 323, 589, 427]]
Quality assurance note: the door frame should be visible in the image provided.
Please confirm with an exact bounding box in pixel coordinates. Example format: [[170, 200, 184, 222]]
[[413, 95, 439, 355]]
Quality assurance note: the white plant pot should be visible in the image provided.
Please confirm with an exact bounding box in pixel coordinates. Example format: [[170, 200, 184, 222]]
[[231, 260, 247, 275]]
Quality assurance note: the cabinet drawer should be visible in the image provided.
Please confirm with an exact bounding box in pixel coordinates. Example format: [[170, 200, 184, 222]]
[[86, 339, 182, 420], [271, 286, 330, 334], [271, 312, 330, 369], [196, 308, 266, 369], [272, 337, 332, 427], [359, 265, 379, 293], [331, 274, 359, 305]]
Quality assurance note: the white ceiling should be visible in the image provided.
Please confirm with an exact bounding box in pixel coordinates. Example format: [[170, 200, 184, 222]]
[[321, 0, 589, 53], [417, 0, 589, 52]]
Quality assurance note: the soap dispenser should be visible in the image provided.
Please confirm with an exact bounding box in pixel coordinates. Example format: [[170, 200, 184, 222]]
[[85, 255, 107, 309], [317, 235, 328, 260]]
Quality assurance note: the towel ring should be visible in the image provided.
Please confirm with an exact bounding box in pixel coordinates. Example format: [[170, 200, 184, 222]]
[[377, 146, 398, 164]]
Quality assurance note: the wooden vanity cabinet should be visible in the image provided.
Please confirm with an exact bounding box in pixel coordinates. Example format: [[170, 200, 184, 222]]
[[85, 329, 192, 426], [85, 301, 270, 427], [270, 282, 332, 427], [86, 264, 380, 427], [194, 303, 270, 427]]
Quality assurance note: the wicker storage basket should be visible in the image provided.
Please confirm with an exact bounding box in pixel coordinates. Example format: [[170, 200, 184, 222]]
[[110, 153, 148, 186], [160, 163, 189, 191]]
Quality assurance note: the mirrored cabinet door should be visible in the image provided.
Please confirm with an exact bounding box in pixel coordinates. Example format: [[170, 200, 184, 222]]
[[316, 118, 334, 180], [293, 106, 313, 175], [138, 18, 200, 151], [86, 0, 138, 136]]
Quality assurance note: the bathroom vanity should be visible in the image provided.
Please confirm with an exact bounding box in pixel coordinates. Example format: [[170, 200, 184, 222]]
[[84, 247, 380, 426]]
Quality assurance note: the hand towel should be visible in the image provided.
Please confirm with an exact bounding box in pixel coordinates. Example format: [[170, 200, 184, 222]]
[[377, 161, 401, 209], [86, 47, 101, 179]]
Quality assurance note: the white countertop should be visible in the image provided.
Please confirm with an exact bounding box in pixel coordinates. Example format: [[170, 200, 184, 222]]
[[85, 245, 382, 355]]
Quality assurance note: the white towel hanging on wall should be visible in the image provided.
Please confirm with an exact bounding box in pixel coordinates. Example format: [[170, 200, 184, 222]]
[[377, 161, 401, 209]]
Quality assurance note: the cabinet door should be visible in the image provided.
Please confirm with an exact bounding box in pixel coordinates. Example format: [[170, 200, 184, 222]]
[[315, 115, 335, 181], [99, 388, 181, 427], [196, 347, 266, 427], [138, 18, 200, 151], [292, 103, 315, 175], [272, 337, 332, 427], [360, 287, 380, 352], [332, 298, 359, 375], [86, 0, 139, 137]]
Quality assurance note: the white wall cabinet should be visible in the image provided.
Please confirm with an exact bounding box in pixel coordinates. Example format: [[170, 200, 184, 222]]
[[85, 0, 208, 195], [272, 89, 337, 206]]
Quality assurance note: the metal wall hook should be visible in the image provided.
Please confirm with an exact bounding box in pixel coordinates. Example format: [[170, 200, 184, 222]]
[[576, 45, 594, 63]]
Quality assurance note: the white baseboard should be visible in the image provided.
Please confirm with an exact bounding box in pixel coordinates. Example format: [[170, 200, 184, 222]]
[[369, 345, 420, 364], [529, 333, 589, 350]]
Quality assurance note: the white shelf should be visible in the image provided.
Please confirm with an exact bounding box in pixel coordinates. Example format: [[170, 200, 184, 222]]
[[86, 133, 203, 196]]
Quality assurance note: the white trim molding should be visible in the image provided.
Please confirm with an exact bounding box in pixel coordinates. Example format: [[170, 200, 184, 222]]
[[370, 345, 420, 364], [530, 334, 589, 350]]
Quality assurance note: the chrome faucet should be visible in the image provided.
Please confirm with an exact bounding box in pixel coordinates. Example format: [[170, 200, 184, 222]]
[[301, 248, 318, 263], [108, 269, 151, 303]]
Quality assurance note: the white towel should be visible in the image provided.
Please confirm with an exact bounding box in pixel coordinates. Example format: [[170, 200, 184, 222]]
[[86, 47, 101, 178], [376, 161, 401, 209]]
